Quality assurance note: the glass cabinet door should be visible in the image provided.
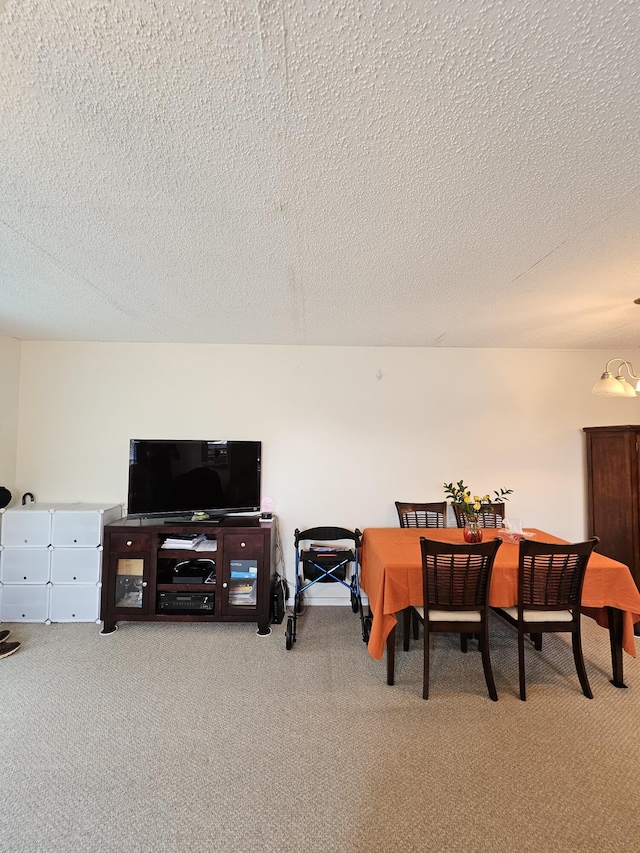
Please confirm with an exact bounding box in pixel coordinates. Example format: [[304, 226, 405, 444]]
[[221, 533, 264, 617], [104, 530, 152, 616], [114, 557, 146, 609], [228, 563, 258, 608]]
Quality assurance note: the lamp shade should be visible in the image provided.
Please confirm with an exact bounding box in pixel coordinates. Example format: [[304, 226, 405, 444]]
[[617, 376, 638, 397], [592, 373, 627, 397]]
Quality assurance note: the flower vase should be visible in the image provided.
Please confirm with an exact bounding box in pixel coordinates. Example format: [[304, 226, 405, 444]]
[[463, 517, 483, 543]]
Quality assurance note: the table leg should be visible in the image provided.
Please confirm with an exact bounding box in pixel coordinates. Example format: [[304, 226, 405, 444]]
[[607, 606, 628, 689], [386, 625, 396, 686]]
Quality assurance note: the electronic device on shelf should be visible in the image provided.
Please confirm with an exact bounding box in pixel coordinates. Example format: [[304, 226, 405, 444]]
[[171, 558, 216, 584], [157, 592, 214, 612], [126, 439, 261, 520]]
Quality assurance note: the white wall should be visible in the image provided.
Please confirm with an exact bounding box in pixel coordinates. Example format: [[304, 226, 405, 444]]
[[15, 342, 640, 598], [0, 333, 21, 505]]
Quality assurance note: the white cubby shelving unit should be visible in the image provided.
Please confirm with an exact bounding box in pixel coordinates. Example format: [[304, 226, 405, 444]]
[[0, 502, 122, 623]]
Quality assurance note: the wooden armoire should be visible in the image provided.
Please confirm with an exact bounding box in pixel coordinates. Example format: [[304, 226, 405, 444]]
[[584, 425, 640, 594]]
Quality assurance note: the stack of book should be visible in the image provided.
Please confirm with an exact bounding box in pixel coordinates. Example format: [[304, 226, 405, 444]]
[[230, 559, 257, 579], [194, 538, 217, 552], [229, 582, 257, 606]]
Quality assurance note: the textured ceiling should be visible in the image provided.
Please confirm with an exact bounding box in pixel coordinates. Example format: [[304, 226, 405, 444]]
[[1, 0, 639, 348]]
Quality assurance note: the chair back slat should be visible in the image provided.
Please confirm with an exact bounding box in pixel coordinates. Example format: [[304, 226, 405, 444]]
[[396, 501, 447, 528], [519, 539, 598, 609], [420, 538, 502, 610], [452, 503, 506, 529]]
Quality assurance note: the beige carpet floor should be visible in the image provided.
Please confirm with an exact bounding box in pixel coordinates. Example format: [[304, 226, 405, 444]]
[[1, 607, 639, 853]]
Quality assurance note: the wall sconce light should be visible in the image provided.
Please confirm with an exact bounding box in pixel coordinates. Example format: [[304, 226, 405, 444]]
[[592, 358, 640, 397]]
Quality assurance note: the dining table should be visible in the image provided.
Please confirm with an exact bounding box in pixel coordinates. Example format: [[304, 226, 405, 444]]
[[360, 527, 640, 687]]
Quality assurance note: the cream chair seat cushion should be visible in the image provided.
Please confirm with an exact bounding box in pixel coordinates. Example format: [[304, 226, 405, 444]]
[[414, 606, 481, 622], [500, 606, 573, 622]]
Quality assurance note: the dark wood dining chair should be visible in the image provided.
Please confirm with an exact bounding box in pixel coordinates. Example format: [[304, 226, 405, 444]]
[[396, 502, 449, 645], [395, 501, 447, 529], [493, 537, 599, 700], [411, 537, 502, 700], [452, 502, 506, 529]]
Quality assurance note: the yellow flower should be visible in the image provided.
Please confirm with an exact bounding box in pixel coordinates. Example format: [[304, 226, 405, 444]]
[[443, 480, 513, 515]]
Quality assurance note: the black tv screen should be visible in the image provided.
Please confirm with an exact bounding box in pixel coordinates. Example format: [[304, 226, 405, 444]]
[[127, 440, 261, 518]]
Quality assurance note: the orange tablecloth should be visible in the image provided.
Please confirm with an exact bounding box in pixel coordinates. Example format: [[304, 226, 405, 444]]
[[361, 528, 640, 661]]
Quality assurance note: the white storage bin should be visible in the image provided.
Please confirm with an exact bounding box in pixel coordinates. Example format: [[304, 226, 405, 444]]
[[0, 548, 51, 584], [50, 548, 102, 584], [49, 584, 100, 622], [51, 503, 121, 547], [0, 584, 50, 622], [0, 503, 75, 547]]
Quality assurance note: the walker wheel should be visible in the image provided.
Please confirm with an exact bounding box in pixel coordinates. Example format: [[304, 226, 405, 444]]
[[285, 616, 294, 650], [351, 591, 360, 613]]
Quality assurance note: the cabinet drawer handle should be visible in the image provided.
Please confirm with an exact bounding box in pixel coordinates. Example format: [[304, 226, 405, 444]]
[[126, 540, 132, 546], [222, 582, 228, 588], [141, 581, 148, 588], [241, 542, 246, 547]]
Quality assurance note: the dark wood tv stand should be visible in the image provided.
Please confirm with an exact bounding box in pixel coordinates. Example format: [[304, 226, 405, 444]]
[[100, 516, 274, 635]]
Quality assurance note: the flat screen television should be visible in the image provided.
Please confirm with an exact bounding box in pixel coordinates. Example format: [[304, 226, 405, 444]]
[[127, 439, 261, 519]]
